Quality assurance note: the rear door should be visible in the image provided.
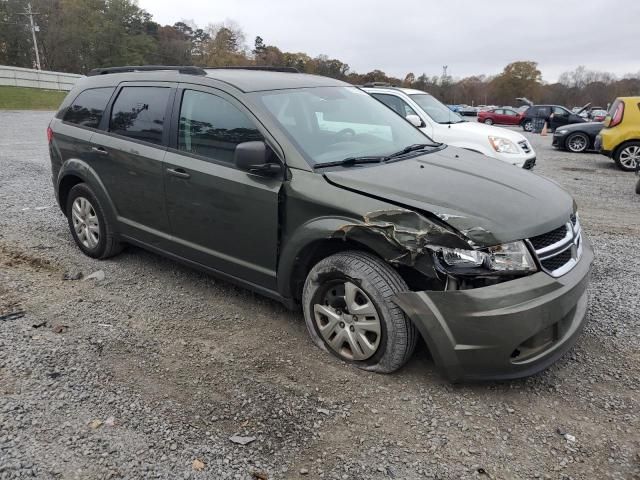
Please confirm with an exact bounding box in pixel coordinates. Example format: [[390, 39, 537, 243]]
[[91, 82, 176, 246], [162, 85, 282, 289]]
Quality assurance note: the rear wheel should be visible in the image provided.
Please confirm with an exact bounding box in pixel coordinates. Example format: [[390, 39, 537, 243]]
[[565, 132, 589, 153], [522, 120, 533, 132], [614, 142, 640, 171], [483, 118, 494, 125], [66, 183, 122, 259], [302, 251, 417, 373]]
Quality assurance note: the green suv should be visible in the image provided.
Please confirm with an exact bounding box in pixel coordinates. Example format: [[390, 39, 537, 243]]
[[49, 66, 593, 381]]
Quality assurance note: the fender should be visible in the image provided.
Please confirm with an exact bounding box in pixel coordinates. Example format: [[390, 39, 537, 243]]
[[57, 158, 118, 226], [277, 216, 359, 298]]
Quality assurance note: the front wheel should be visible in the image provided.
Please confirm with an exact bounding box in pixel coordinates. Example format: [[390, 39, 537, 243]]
[[614, 142, 640, 171], [565, 132, 589, 153], [302, 251, 417, 373], [483, 118, 494, 125], [522, 120, 533, 132]]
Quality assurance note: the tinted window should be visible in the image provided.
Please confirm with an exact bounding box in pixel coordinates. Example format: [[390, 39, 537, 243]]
[[63, 87, 114, 128], [109, 87, 171, 145], [553, 106, 568, 116], [178, 90, 263, 163]]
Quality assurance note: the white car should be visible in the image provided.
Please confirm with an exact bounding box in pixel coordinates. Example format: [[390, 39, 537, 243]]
[[362, 86, 536, 169]]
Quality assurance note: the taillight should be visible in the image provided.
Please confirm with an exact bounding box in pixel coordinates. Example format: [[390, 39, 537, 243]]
[[609, 102, 624, 128], [46, 126, 53, 143]]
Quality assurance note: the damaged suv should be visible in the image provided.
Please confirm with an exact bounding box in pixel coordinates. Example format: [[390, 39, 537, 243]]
[[49, 66, 593, 381]]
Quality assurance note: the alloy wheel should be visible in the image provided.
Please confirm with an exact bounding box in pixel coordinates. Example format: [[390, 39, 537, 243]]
[[313, 281, 381, 361], [71, 196, 100, 249], [567, 134, 588, 152], [523, 121, 533, 132], [619, 146, 640, 169]]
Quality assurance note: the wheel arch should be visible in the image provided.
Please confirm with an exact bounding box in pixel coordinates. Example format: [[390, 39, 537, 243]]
[[57, 159, 117, 224]]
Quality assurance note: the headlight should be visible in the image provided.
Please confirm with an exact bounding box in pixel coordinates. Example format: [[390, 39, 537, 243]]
[[488, 136, 519, 154], [436, 241, 537, 274], [556, 129, 569, 135]]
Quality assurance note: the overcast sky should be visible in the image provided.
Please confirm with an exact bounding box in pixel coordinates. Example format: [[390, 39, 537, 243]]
[[138, 0, 639, 82]]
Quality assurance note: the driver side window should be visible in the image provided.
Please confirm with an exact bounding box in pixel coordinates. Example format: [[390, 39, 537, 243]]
[[178, 90, 263, 164]]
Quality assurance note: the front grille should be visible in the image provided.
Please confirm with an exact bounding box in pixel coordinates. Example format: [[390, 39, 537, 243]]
[[527, 215, 582, 277], [518, 140, 531, 154], [529, 225, 569, 250], [541, 248, 572, 271], [522, 157, 536, 170]]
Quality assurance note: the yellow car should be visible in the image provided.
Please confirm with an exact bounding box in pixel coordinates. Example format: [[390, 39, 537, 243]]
[[596, 97, 640, 171]]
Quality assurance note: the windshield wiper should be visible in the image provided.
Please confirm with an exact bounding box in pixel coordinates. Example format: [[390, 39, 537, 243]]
[[384, 143, 440, 160], [314, 156, 387, 168]]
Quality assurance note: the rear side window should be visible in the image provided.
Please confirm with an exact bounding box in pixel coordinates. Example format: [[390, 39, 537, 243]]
[[109, 86, 171, 146], [63, 87, 114, 128], [178, 90, 263, 163]]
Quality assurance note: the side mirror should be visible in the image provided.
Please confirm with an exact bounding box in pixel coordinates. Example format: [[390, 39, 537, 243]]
[[406, 114, 423, 128], [234, 141, 282, 176]]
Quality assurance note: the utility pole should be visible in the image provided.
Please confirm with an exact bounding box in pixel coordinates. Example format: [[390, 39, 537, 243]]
[[18, 3, 41, 70], [441, 65, 448, 84]]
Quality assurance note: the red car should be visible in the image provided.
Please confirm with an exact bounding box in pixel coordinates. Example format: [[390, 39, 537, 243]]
[[477, 108, 523, 126]]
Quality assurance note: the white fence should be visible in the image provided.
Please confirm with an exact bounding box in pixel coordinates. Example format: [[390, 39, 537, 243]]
[[0, 65, 83, 91]]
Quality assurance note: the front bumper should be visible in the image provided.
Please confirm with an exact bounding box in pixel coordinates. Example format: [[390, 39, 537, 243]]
[[552, 132, 567, 148], [393, 237, 593, 382]]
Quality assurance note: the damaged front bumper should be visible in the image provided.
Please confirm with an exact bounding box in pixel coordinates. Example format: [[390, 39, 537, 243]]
[[393, 237, 594, 382]]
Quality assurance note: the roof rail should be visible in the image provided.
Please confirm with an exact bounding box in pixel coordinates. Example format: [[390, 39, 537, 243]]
[[87, 65, 207, 76], [361, 82, 394, 88], [207, 66, 300, 73]]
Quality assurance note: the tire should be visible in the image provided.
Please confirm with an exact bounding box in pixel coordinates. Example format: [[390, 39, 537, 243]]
[[614, 142, 640, 172], [302, 251, 417, 373], [66, 183, 122, 259], [483, 118, 494, 125], [522, 120, 533, 132], [565, 132, 589, 153], [636, 178, 640, 195]]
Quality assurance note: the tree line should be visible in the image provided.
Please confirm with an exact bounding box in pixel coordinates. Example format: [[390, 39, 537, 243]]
[[2, 0, 639, 108]]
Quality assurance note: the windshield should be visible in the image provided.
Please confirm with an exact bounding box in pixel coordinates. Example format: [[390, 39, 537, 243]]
[[410, 94, 464, 124], [252, 86, 433, 165]]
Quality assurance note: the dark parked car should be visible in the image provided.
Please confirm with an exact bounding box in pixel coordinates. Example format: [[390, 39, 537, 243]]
[[48, 65, 593, 381], [521, 105, 586, 132], [552, 122, 604, 153], [477, 108, 523, 126]]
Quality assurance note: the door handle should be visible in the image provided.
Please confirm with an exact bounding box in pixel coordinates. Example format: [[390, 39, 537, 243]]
[[91, 146, 109, 156], [166, 167, 191, 179]]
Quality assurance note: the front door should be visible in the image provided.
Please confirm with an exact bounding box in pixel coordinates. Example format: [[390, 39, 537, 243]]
[[163, 86, 282, 290], [91, 83, 175, 246]]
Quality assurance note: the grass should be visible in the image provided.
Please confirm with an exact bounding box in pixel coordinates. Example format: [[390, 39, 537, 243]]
[[0, 86, 66, 110]]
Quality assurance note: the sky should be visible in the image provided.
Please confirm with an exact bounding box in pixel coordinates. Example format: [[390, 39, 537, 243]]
[[137, 0, 639, 83]]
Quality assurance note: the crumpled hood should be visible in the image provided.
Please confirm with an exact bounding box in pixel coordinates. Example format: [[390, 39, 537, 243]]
[[324, 146, 575, 246]]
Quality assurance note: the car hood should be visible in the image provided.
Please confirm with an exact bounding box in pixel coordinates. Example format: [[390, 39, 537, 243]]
[[559, 122, 603, 133], [324, 146, 574, 246], [444, 121, 526, 143]]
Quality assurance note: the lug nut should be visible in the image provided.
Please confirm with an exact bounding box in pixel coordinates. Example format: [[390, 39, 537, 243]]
[[352, 315, 358, 322], [349, 325, 355, 332], [339, 322, 345, 328]]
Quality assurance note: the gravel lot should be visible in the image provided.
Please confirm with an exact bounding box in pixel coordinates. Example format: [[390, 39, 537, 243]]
[[1, 110, 639, 480]]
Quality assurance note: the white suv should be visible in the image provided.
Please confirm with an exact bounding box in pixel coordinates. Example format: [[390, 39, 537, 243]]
[[363, 86, 536, 169]]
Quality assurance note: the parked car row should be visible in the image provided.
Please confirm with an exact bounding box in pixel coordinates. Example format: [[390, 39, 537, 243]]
[[49, 65, 590, 381], [552, 96, 640, 172]]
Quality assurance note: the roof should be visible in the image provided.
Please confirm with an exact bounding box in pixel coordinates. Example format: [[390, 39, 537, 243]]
[[204, 69, 348, 92]]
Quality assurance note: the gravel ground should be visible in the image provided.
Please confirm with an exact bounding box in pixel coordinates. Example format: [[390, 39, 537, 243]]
[[0, 110, 639, 480]]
